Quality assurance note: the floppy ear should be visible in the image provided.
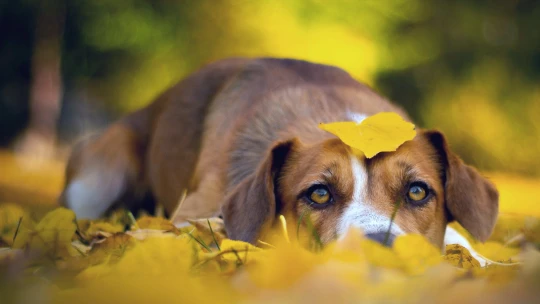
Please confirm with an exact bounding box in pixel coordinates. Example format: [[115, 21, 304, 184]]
[[425, 130, 499, 242], [221, 139, 299, 243]]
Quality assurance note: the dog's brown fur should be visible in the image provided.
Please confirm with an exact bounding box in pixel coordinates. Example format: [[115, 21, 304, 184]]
[[61, 58, 498, 247]]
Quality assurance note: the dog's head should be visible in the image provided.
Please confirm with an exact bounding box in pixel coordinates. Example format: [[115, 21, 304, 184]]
[[221, 129, 498, 248]]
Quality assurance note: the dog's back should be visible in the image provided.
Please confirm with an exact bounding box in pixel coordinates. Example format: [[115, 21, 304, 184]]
[[199, 58, 405, 189], [61, 58, 405, 219], [61, 58, 499, 256], [62, 58, 248, 217]]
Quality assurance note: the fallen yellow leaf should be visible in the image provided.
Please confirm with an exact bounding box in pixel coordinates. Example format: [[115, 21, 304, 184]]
[[187, 217, 226, 246], [247, 243, 323, 289], [78, 220, 125, 241], [444, 244, 481, 269], [393, 234, 442, 275], [0, 203, 27, 246], [319, 112, 416, 158], [12, 207, 78, 258], [136, 216, 179, 234], [473, 242, 520, 263], [110, 236, 194, 275], [218, 239, 263, 264], [89, 233, 136, 264], [361, 239, 402, 269]]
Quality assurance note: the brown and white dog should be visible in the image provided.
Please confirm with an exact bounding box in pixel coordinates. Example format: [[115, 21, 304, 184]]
[[61, 58, 498, 252]]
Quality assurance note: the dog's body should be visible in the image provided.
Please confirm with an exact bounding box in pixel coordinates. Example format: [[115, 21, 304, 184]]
[[62, 58, 498, 251]]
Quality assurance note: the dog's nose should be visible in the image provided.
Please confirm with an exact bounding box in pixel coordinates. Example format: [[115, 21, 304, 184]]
[[365, 232, 396, 247]]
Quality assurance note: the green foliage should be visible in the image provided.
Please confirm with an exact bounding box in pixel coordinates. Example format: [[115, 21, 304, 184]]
[[1, 0, 539, 175]]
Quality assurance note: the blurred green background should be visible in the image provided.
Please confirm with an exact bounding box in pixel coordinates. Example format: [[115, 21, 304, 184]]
[[1, 0, 539, 176]]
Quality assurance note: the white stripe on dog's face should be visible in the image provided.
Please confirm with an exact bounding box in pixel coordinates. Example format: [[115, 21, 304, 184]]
[[348, 112, 368, 124], [337, 154, 405, 238]]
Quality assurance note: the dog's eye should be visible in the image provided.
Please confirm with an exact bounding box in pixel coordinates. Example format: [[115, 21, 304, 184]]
[[307, 185, 332, 205], [407, 182, 429, 204]]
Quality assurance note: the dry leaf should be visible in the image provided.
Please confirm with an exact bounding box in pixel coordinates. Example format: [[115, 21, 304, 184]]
[[89, 233, 136, 264], [77, 220, 125, 242], [136, 216, 179, 234], [0, 203, 27, 246], [218, 239, 263, 264], [12, 208, 78, 258], [473, 242, 520, 262], [444, 244, 481, 269], [187, 218, 227, 248], [393, 234, 442, 275], [361, 239, 402, 269], [247, 243, 322, 289]]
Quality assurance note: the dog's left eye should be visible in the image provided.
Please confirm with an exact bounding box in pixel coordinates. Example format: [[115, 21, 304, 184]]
[[306, 185, 332, 206]]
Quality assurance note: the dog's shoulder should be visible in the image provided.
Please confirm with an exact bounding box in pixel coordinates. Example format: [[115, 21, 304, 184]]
[[227, 57, 368, 90], [258, 58, 360, 86]]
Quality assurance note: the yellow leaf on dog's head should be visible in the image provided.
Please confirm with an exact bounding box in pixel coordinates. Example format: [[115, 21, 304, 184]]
[[319, 112, 416, 158]]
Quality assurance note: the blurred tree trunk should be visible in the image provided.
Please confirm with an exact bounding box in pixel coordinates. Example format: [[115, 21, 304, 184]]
[[16, 1, 64, 161]]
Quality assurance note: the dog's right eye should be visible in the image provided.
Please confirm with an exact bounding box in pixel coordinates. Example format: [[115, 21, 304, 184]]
[[406, 181, 431, 206], [305, 185, 333, 206]]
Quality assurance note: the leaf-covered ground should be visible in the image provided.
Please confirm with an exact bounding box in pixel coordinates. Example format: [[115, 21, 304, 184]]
[[1, 201, 539, 304], [1, 149, 540, 303]]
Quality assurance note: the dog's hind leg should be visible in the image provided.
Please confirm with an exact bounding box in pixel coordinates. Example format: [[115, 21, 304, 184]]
[[60, 123, 147, 219]]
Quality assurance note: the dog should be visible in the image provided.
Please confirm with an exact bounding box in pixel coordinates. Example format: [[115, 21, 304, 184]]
[[60, 58, 498, 252]]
